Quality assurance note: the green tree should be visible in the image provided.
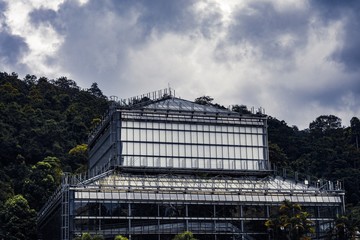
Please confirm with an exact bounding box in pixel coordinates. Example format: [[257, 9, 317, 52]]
[[265, 200, 314, 240], [81, 232, 92, 240], [114, 235, 129, 240], [0, 195, 37, 240], [269, 143, 288, 167], [92, 235, 105, 240], [172, 231, 197, 240], [22, 156, 63, 210], [54, 76, 79, 91], [194, 96, 226, 109], [88, 82, 105, 98], [73, 233, 105, 240], [326, 215, 359, 240], [67, 144, 88, 172], [309, 115, 342, 133], [0, 179, 13, 204], [351, 117, 360, 149], [0, 82, 21, 102], [194, 96, 213, 105], [231, 104, 251, 114]]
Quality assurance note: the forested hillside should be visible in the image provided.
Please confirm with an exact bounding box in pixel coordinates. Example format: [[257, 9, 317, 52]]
[[0, 72, 109, 239], [267, 115, 360, 204], [0, 72, 359, 239]]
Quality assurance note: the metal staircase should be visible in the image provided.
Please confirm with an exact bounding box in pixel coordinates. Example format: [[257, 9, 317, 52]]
[[61, 176, 70, 240]]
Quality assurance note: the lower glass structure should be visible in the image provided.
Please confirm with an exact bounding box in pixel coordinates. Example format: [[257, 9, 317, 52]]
[[38, 170, 344, 240]]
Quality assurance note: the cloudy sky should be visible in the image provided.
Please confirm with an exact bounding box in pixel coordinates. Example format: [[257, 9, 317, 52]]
[[0, 0, 359, 129]]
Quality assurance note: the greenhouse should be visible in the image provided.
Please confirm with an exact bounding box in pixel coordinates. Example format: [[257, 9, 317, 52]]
[[38, 89, 345, 240]]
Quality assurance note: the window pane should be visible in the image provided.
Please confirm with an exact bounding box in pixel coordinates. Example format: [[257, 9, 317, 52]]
[[159, 204, 186, 217], [216, 205, 240, 218], [243, 206, 266, 218], [188, 205, 213, 217], [240, 134, 246, 145]]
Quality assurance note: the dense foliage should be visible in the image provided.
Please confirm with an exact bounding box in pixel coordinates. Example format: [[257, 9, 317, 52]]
[[267, 115, 360, 205], [265, 200, 314, 240], [172, 231, 198, 240], [0, 72, 108, 239], [0, 72, 359, 239]]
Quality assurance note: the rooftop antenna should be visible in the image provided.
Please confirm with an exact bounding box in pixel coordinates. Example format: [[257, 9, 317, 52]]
[[168, 83, 175, 97]]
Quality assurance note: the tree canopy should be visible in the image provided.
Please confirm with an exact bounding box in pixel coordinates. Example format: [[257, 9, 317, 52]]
[[172, 231, 197, 240], [265, 200, 314, 240], [0, 195, 37, 240], [0, 72, 109, 238]]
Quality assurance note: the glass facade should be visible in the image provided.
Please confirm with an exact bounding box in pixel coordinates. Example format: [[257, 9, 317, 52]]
[[121, 115, 267, 171], [89, 97, 269, 174]]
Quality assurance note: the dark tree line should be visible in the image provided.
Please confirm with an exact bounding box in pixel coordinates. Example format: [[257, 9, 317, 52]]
[[267, 115, 360, 205]]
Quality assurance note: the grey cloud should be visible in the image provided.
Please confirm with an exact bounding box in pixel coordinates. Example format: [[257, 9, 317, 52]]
[[196, 2, 224, 39], [305, 0, 360, 122], [0, 0, 5, 12], [312, 0, 360, 71], [266, 85, 354, 129], [28, 0, 219, 95], [330, 11, 360, 72], [0, 32, 29, 66], [311, 0, 358, 21], [29, 8, 57, 27], [276, 72, 360, 122], [38, 0, 201, 38], [32, 0, 222, 44], [132, 0, 223, 39], [85, 0, 196, 30], [222, 2, 309, 62], [0, 0, 6, 22], [306, 86, 358, 110], [0, 0, 29, 66], [134, 0, 197, 35], [40, 0, 145, 92]]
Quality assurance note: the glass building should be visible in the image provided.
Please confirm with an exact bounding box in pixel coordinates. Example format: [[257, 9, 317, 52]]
[[38, 89, 345, 240]]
